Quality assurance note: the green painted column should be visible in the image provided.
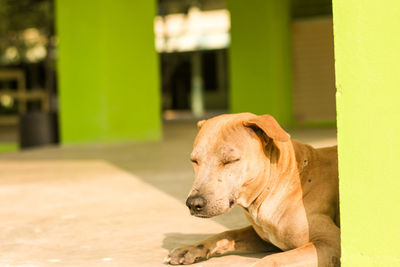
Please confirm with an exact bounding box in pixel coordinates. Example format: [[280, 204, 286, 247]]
[[333, 1, 400, 266], [227, 0, 293, 126], [56, 0, 161, 144]]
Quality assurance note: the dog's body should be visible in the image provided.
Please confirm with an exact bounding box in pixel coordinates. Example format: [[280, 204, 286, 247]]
[[166, 113, 340, 266]]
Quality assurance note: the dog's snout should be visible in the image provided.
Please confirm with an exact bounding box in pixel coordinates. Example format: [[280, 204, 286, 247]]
[[186, 195, 207, 212]]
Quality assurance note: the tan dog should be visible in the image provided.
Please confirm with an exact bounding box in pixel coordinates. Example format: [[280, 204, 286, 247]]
[[165, 113, 340, 267]]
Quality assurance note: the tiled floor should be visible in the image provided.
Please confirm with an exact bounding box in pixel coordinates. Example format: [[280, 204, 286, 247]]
[[0, 121, 337, 266]]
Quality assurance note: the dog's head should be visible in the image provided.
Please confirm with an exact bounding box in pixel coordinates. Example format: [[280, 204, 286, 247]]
[[186, 113, 290, 218]]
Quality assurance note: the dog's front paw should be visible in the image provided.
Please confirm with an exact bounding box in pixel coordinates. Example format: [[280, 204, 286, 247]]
[[165, 244, 211, 265]]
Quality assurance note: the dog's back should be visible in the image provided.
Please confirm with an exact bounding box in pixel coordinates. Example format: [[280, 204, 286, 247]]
[[292, 141, 339, 227]]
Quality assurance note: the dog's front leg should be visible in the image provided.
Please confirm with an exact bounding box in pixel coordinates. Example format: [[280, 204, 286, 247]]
[[252, 242, 319, 267], [166, 226, 278, 265], [252, 218, 340, 267], [252, 241, 340, 267]]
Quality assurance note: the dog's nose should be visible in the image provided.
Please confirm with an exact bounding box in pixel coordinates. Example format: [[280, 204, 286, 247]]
[[186, 195, 207, 212]]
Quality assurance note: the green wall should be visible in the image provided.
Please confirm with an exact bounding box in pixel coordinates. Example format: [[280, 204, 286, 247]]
[[0, 142, 17, 153], [333, 0, 400, 265], [227, 0, 293, 126], [56, 0, 161, 144]]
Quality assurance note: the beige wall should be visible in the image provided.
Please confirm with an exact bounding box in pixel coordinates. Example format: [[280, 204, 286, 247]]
[[292, 17, 336, 125]]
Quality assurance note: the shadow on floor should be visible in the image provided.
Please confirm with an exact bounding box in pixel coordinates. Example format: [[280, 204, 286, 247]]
[[163, 232, 214, 250]]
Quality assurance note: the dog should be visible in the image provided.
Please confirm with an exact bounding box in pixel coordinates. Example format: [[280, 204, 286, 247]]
[[165, 113, 340, 266]]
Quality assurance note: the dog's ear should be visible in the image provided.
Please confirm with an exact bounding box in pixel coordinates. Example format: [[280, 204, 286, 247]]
[[243, 114, 290, 142], [197, 120, 206, 129]]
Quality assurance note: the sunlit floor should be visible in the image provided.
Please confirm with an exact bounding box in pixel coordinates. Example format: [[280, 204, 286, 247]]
[[0, 121, 337, 266]]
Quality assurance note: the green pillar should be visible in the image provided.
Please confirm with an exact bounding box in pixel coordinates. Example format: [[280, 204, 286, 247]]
[[227, 0, 293, 126], [56, 0, 161, 144], [333, 1, 400, 266]]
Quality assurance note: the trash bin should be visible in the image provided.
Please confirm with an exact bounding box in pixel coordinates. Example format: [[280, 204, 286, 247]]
[[19, 112, 59, 149]]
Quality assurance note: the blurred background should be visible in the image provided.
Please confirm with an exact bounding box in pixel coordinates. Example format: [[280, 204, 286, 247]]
[[0, 0, 334, 151], [1, 2, 399, 266], [0, 2, 338, 264]]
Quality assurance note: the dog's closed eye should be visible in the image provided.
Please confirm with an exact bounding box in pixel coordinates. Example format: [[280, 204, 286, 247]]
[[221, 158, 240, 166]]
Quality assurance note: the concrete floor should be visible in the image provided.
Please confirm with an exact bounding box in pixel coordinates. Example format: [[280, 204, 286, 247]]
[[0, 121, 337, 267]]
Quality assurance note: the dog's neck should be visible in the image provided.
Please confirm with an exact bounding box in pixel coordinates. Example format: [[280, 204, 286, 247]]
[[237, 140, 304, 214]]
